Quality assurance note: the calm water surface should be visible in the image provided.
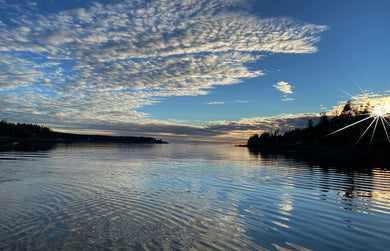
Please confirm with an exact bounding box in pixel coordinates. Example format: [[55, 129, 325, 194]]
[[1, 143, 390, 250]]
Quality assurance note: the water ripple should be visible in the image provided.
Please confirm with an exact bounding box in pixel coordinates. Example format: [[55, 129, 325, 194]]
[[1, 144, 390, 250]]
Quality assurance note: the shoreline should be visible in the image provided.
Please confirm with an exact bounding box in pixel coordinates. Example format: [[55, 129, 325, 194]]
[[0, 137, 167, 152]]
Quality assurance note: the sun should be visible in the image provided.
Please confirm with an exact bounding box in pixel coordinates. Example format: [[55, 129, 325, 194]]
[[371, 101, 390, 118]]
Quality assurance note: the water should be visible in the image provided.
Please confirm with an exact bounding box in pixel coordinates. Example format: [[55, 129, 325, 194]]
[[1, 143, 390, 250]]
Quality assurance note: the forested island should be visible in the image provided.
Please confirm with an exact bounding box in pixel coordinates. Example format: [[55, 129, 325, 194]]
[[245, 101, 390, 162], [0, 120, 166, 150]]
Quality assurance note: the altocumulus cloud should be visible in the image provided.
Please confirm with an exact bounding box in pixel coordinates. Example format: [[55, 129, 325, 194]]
[[0, 0, 327, 139]]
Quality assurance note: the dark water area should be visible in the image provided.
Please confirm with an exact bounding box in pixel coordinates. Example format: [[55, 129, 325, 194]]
[[1, 143, 390, 250]]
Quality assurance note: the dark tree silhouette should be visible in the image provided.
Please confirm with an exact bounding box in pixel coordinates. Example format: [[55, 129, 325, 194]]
[[246, 101, 389, 149], [0, 120, 166, 144]]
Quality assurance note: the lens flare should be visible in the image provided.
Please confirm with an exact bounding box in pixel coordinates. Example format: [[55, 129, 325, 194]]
[[371, 102, 390, 117], [327, 88, 390, 147]]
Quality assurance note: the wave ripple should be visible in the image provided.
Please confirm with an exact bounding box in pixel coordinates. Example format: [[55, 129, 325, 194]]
[[1, 144, 390, 250]]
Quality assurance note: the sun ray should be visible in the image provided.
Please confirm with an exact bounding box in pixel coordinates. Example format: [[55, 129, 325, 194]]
[[355, 84, 370, 100], [338, 88, 362, 103], [326, 115, 372, 136], [355, 117, 378, 146], [338, 88, 354, 98], [382, 117, 390, 128], [369, 116, 380, 147], [380, 117, 390, 144]]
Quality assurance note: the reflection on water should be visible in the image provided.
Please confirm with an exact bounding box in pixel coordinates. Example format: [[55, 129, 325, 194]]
[[1, 143, 390, 250]]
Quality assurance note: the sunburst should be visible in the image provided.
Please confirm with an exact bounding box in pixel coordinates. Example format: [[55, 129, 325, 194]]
[[327, 88, 390, 147]]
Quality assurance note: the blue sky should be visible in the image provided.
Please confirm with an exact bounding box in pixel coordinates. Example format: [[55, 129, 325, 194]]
[[0, 0, 389, 143]]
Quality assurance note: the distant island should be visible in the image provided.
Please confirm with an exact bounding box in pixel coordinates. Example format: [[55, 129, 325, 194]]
[[0, 120, 167, 150], [244, 101, 390, 161]]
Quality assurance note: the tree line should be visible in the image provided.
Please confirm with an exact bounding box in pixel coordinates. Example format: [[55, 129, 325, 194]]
[[247, 101, 390, 148], [0, 120, 166, 144]]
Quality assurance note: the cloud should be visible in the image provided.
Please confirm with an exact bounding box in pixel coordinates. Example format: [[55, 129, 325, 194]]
[[50, 112, 323, 143], [0, 0, 327, 132], [207, 113, 321, 134], [207, 100, 251, 105], [207, 101, 225, 105], [273, 81, 293, 94], [333, 91, 390, 115], [2, 108, 322, 144], [273, 81, 294, 101]]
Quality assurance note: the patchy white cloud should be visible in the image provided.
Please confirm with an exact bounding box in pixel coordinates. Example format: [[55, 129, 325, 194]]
[[273, 81, 294, 101], [0, 0, 327, 136], [207, 101, 225, 105], [273, 81, 293, 94], [207, 100, 250, 105]]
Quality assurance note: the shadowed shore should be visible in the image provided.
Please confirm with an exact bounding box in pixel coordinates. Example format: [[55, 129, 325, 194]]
[[0, 120, 167, 151], [241, 101, 390, 166]]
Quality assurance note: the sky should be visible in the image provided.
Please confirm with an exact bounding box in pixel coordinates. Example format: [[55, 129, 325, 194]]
[[0, 0, 389, 143]]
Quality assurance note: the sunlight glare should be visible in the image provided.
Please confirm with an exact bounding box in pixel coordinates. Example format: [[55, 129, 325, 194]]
[[328, 88, 390, 147], [371, 101, 390, 118]]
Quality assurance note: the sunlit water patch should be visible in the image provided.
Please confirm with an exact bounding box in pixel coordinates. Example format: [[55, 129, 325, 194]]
[[1, 143, 390, 250]]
